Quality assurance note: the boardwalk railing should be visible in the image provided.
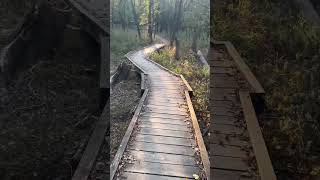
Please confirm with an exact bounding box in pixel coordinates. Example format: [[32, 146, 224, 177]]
[[210, 40, 276, 180]]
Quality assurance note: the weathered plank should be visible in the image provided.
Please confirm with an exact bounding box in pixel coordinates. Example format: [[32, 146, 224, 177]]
[[139, 117, 187, 125], [239, 91, 276, 180], [139, 123, 190, 132], [124, 161, 200, 178], [211, 144, 248, 158], [139, 128, 191, 138], [134, 134, 194, 146], [118, 172, 185, 180], [211, 133, 248, 147], [211, 169, 255, 180], [129, 142, 195, 156], [211, 155, 249, 171], [128, 150, 197, 165]]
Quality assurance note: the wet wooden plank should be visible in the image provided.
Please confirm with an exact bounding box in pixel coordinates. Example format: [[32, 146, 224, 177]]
[[139, 123, 189, 132], [124, 161, 199, 178], [139, 128, 191, 138], [239, 91, 276, 180], [128, 150, 196, 165], [211, 155, 249, 171], [211, 169, 255, 180], [129, 142, 195, 156], [134, 134, 194, 146], [211, 144, 247, 158], [118, 172, 184, 180]]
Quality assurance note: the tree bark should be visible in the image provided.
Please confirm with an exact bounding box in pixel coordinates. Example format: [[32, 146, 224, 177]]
[[148, 0, 154, 43], [130, 0, 141, 39]]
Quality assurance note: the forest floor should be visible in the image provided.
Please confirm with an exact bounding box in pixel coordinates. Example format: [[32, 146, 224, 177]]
[[0, 3, 102, 179], [109, 28, 149, 162]]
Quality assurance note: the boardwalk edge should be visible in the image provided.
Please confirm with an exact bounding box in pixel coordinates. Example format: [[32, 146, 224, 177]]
[[185, 91, 210, 179], [110, 89, 149, 180]]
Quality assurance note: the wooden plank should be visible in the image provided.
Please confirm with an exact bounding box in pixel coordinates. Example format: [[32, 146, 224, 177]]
[[211, 115, 239, 125], [211, 67, 235, 74], [129, 142, 195, 156], [211, 60, 233, 67], [224, 42, 265, 93], [180, 75, 193, 96], [134, 134, 194, 146], [141, 113, 189, 120], [139, 128, 191, 138], [123, 161, 200, 178], [211, 169, 255, 180], [211, 133, 248, 147], [110, 90, 149, 180], [239, 91, 276, 180], [185, 91, 210, 178], [211, 155, 250, 171], [140, 117, 187, 126], [128, 150, 196, 165], [118, 172, 185, 180], [139, 123, 189, 132], [145, 105, 188, 112], [143, 108, 188, 116], [212, 124, 244, 135], [211, 144, 247, 158], [72, 100, 109, 180]]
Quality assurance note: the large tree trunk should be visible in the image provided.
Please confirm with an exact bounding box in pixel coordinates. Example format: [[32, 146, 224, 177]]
[[148, 0, 154, 43], [130, 0, 141, 39], [0, 0, 71, 86]]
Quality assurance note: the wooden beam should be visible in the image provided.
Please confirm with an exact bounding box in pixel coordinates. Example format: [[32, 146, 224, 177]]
[[110, 89, 149, 180], [185, 91, 210, 179], [211, 40, 265, 94], [239, 91, 276, 180], [72, 100, 110, 180]]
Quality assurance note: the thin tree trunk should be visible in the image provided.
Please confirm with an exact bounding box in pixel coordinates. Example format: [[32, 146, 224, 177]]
[[148, 0, 154, 43], [130, 0, 141, 38]]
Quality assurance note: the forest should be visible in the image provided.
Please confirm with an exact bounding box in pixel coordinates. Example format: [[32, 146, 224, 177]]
[[110, 0, 210, 160], [214, 0, 320, 179]]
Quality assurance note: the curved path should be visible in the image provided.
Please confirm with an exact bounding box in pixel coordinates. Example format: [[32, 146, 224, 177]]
[[112, 44, 208, 179]]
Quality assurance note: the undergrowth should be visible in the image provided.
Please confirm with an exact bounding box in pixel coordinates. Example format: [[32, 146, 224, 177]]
[[150, 48, 210, 130], [214, 0, 320, 178], [110, 28, 149, 72]]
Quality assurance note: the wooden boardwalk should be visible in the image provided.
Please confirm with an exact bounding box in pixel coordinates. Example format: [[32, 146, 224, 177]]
[[209, 41, 276, 180], [111, 44, 209, 179]]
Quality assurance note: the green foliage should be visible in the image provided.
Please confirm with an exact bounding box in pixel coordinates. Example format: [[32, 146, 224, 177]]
[[150, 48, 209, 126]]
